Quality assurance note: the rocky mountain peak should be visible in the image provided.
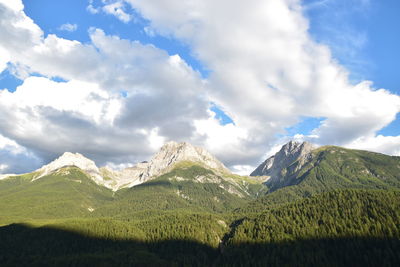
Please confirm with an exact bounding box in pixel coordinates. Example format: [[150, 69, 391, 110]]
[[98, 141, 230, 191], [278, 141, 315, 159], [25, 142, 230, 191], [250, 141, 316, 186], [142, 141, 229, 179], [34, 152, 103, 184]]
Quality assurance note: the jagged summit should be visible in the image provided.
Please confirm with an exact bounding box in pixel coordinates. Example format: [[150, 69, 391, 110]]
[[281, 140, 314, 156], [104, 141, 230, 190], [2, 142, 230, 191], [250, 141, 316, 187], [35, 152, 104, 184], [144, 141, 229, 178]]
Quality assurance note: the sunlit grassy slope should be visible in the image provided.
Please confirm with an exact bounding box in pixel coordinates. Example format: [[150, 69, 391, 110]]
[[93, 162, 267, 219], [0, 167, 113, 224], [0, 162, 266, 224]]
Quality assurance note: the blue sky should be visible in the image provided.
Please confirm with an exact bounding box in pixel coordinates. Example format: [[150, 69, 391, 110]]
[[304, 0, 400, 137], [14, 0, 400, 135], [0, 0, 399, 174], [25, 0, 210, 75], [5, 0, 400, 100]]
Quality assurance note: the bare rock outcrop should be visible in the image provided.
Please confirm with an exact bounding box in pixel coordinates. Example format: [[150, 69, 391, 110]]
[[34, 152, 104, 185], [20, 142, 230, 191], [251, 141, 316, 189]]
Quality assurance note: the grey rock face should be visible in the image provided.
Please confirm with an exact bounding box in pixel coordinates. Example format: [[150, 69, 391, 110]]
[[18, 142, 230, 191], [141, 141, 229, 179], [250, 141, 316, 189], [102, 141, 230, 190], [34, 152, 104, 185]]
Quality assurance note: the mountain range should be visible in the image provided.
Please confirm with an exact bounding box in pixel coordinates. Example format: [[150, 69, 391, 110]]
[[0, 140, 399, 266], [0, 141, 232, 191]]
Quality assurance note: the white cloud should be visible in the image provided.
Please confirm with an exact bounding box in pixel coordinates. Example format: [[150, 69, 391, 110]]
[[102, 1, 132, 23], [0, 48, 10, 74], [58, 23, 77, 32], [0, 1, 210, 172], [0, 0, 399, 175], [87, 0, 100, 14], [87, 0, 133, 23], [0, 0, 23, 12], [122, 0, 400, 165], [0, 134, 26, 155], [144, 26, 156, 37], [0, 133, 42, 174], [0, 164, 8, 172], [105, 161, 134, 171], [303, 0, 373, 83], [230, 165, 255, 176], [346, 135, 400, 156]]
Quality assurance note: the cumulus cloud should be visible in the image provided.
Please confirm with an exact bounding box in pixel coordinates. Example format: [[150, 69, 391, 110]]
[[0, 0, 399, 175], [0, 0, 209, 172], [58, 23, 77, 32], [87, 0, 132, 23], [0, 164, 7, 172], [121, 0, 400, 164], [346, 135, 400, 156], [87, 0, 100, 14], [102, 1, 132, 23], [0, 134, 42, 174]]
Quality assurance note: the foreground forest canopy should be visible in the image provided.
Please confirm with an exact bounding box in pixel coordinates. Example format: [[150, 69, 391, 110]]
[[0, 142, 400, 266]]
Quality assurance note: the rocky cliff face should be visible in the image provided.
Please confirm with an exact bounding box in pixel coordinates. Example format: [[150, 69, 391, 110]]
[[141, 141, 229, 179], [34, 152, 105, 185], [28, 141, 230, 191], [251, 141, 316, 189], [105, 141, 230, 189], [100, 161, 150, 190]]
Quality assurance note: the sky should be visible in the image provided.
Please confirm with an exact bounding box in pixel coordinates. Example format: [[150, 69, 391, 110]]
[[0, 0, 399, 175]]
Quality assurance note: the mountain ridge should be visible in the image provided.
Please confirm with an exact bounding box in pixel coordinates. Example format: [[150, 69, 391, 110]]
[[34, 152, 104, 184], [243, 144, 400, 211], [0, 141, 232, 191], [250, 140, 317, 188], [1, 141, 399, 266]]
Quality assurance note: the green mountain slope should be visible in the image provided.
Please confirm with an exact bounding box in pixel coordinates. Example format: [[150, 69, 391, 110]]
[[0, 167, 113, 224], [93, 162, 266, 219], [246, 146, 400, 209], [0, 161, 265, 224], [1, 189, 399, 266]]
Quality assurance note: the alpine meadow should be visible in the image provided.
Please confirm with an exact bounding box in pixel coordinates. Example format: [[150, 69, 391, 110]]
[[1, 0, 400, 266]]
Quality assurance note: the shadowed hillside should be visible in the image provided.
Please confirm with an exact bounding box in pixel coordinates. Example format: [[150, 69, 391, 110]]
[[1, 189, 400, 266], [0, 223, 399, 267]]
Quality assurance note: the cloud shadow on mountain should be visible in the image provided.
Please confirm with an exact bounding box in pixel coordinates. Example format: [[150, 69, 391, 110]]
[[0, 223, 399, 266]]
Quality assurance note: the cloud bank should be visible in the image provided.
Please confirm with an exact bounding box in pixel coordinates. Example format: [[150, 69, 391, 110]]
[[0, 0, 399, 175]]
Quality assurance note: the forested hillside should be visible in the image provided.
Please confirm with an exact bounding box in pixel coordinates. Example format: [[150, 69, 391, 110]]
[[242, 146, 400, 211], [1, 144, 400, 266], [1, 189, 399, 266]]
